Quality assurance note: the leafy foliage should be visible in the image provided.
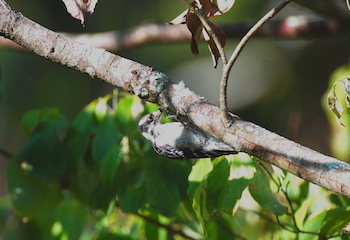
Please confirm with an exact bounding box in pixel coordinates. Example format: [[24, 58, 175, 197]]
[[1, 93, 350, 239]]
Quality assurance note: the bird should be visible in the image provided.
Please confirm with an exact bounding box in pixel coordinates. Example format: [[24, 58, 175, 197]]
[[138, 110, 237, 159]]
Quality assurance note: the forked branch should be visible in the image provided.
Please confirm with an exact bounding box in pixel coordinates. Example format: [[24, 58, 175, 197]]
[[180, 0, 292, 122]]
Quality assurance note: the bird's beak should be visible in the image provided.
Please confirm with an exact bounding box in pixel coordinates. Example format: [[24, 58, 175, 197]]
[[154, 110, 162, 121]]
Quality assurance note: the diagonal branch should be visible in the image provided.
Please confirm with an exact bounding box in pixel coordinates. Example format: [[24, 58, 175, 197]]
[[0, 0, 350, 198]]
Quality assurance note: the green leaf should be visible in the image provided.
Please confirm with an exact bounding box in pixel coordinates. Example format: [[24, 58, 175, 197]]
[[115, 95, 145, 136], [21, 108, 68, 137], [6, 156, 63, 218], [299, 211, 327, 240], [18, 130, 67, 181], [206, 215, 237, 240], [64, 108, 96, 169], [320, 208, 350, 237], [90, 183, 116, 213], [294, 197, 316, 229], [249, 164, 287, 216], [217, 177, 250, 215], [144, 158, 182, 217], [35, 198, 87, 239], [191, 156, 253, 226], [117, 168, 147, 213], [67, 159, 100, 207], [144, 213, 167, 240], [16, 108, 69, 181], [92, 94, 113, 122], [99, 144, 121, 189], [117, 156, 191, 217], [188, 159, 213, 201], [205, 158, 230, 215], [92, 114, 122, 165]]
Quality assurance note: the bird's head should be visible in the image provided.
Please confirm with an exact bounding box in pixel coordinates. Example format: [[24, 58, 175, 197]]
[[138, 110, 162, 141]]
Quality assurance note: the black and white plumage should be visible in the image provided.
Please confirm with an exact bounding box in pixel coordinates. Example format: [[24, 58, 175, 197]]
[[138, 110, 238, 159]]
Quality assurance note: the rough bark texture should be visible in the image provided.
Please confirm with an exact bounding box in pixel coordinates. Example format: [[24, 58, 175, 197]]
[[0, 0, 349, 197]]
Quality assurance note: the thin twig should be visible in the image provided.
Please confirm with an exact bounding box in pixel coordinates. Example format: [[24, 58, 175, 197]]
[[181, 0, 230, 121], [220, 0, 292, 122], [0, 147, 12, 159], [134, 213, 197, 240], [225, 0, 292, 81], [283, 183, 301, 232]]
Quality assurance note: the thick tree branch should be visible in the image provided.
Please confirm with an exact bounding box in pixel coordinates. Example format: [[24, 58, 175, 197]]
[[293, 0, 350, 22], [0, 0, 350, 198]]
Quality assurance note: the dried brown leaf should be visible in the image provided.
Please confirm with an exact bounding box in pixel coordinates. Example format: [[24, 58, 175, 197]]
[[198, 0, 219, 18], [61, 0, 98, 25], [203, 21, 225, 67], [205, 34, 220, 68], [327, 83, 345, 126], [186, 11, 203, 55], [169, 0, 231, 65]]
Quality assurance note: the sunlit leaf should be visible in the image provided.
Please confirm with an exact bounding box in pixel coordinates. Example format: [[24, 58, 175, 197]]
[[188, 159, 213, 200], [115, 95, 140, 135], [323, 65, 350, 161], [320, 208, 350, 237], [217, 177, 250, 215], [300, 211, 327, 240], [249, 164, 287, 216], [145, 213, 168, 240], [327, 84, 345, 126], [294, 197, 316, 229], [205, 158, 230, 214], [343, 78, 350, 110]]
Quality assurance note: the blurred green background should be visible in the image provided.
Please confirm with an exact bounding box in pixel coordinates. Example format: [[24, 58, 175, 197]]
[[0, 0, 349, 198]]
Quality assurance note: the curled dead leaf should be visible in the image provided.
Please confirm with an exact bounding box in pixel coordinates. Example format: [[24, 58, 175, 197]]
[[169, 0, 232, 67], [61, 0, 98, 26]]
